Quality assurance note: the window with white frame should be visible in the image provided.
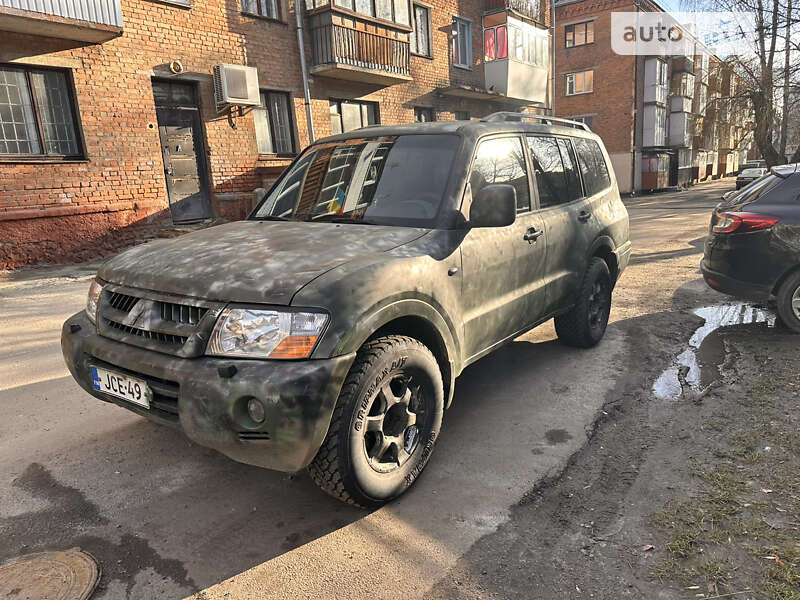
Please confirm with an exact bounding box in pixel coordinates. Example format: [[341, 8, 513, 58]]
[[410, 4, 431, 56], [452, 17, 472, 68], [569, 115, 594, 129], [242, 0, 279, 19], [565, 69, 593, 95], [329, 99, 379, 134], [254, 91, 295, 155]]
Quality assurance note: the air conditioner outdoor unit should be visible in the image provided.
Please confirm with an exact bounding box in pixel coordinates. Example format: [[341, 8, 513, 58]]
[[213, 64, 260, 108]]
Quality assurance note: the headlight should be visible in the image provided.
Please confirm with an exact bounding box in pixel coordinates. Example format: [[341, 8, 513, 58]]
[[86, 278, 104, 324], [207, 308, 328, 359]]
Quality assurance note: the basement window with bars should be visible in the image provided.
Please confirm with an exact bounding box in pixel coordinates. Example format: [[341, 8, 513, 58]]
[[254, 91, 296, 155], [0, 65, 83, 159], [242, 0, 279, 19]]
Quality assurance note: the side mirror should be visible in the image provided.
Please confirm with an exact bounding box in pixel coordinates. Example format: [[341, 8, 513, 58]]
[[722, 190, 735, 201], [469, 184, 516, 228]]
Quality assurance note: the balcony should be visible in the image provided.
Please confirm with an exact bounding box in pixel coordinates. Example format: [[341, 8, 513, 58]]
[[0, 0, 122, 42], [485, 0, 543, 24], [309, 21, 411, 85], [670, 96, 692, 114], [669, 112, 693, 147], [671, 55, 693, 74], [644, 83, 667, 105], [483, 17, 550, 103]]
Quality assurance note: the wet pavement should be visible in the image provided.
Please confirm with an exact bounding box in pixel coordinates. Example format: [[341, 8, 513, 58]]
[[0, 178, 755, 599], [653, 303, 776, 400]]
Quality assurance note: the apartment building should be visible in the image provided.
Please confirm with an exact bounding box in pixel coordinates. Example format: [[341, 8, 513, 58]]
[[554, 0, 752, 193], [0, 0, 551, 269]]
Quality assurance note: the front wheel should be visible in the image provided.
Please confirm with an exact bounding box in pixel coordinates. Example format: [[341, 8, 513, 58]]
[[775, 271, 800, 334], [308, 335, 444, 508], [554, 257, 613, 348]]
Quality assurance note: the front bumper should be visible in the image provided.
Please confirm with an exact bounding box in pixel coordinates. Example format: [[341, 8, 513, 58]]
[[62, 311, 355, 472], [700, 260, 773, 301]]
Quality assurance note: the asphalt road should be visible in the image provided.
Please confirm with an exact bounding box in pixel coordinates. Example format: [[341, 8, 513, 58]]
[[0, 178, 734, 599]]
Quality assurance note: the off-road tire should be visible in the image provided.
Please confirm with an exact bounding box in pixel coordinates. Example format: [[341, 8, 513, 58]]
[[775, 270, 800, 334], [554, 257, 613, 348], [308, 335, 444, 508]]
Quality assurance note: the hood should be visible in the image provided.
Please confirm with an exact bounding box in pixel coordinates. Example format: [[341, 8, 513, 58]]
[[99, 221, 428, 304]]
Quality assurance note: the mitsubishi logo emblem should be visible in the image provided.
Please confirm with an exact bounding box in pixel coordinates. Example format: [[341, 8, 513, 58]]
[[122, 299, 155, 329]]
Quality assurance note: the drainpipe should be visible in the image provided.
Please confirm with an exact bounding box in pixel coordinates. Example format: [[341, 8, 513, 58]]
[[295, 0, 315, 143], [550, 0, 556, 116]]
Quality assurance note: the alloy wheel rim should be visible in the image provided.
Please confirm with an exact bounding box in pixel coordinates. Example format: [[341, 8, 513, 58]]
[[361, 374, 427, 474], [792, 286, 800, 321], [588, 279, 610, 329]]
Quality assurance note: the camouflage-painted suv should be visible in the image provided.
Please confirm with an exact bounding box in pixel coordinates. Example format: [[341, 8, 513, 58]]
[[62, 113, 631, 507]]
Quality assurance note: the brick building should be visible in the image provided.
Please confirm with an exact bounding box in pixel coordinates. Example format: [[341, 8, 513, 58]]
[[553, 0, 753, 193], [0, 0, 552, 269]]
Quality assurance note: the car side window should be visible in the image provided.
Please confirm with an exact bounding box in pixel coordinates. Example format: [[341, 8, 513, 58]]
[[557, 138, 583, 202], [526, 135, 569, 208], [470, 136, 531, 213], [573, 138, 611, 196]]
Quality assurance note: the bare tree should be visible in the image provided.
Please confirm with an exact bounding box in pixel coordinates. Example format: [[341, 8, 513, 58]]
[[690, 0, 800, 164], [779, 0, 792, 159]]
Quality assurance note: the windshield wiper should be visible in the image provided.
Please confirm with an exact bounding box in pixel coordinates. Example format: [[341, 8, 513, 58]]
[[253, 215, 290, 221], [312, 215, 379, 225]]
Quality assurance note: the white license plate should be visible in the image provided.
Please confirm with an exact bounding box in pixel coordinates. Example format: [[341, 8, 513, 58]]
[[90, 366, 151, 409]]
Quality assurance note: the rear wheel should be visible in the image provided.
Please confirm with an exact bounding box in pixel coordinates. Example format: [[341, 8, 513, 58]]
[[308, 335, 444, 508], [775, 271, 800, 334], [554, 257, 613, 348]]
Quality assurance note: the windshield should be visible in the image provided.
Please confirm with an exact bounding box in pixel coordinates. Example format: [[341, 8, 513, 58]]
[[740, 168, 765, 177], [251, 134, 460, 227]]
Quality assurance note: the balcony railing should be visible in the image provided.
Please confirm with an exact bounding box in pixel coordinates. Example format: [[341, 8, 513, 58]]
[[485, 0, 543, 22], [310, 22, 410, 84], [0, 0, 122, 41]]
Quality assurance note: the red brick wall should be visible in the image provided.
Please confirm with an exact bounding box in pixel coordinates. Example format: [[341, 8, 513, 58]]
[[554, 0, 635, 155], [1, 0, 548, 269]]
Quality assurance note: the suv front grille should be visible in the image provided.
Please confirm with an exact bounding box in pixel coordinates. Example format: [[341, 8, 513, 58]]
[[98, 286, 221, 357], [108, 291, 140, 312], [160, 301, 207, 325], [104, 318, 188, 345]]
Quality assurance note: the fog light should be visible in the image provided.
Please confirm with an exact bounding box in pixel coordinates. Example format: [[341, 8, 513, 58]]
[[247, 398, 266, 424]]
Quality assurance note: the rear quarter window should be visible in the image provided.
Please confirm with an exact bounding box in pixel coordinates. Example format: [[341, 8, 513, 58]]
[[721, 174, 783, 208], [573, 138, 611, 196]]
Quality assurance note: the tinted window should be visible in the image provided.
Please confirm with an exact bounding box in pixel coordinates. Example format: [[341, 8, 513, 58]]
[[721, 174, 783, 208], [470, 136, 531, 213], [252, 134, 459, 227], [526, 136, 568, 208], [573, 138, 611, 196], [557, 138, 583, 202]]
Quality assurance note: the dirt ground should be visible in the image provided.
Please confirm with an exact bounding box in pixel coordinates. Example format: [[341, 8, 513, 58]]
[[428, 193, 800, 599]]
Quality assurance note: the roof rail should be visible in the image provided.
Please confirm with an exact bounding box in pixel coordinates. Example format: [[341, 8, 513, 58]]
[[481, 111, 591, 131]]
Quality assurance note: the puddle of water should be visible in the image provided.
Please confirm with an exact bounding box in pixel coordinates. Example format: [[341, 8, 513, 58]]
[[653, 303, 775, 400]]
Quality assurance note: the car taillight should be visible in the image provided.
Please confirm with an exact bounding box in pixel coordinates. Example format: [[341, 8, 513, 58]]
[[712, 212, 780, 234]]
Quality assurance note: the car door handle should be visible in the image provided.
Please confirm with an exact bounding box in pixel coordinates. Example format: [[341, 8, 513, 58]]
[[578, 210, 592, 222], [523, 228, 544, 243]]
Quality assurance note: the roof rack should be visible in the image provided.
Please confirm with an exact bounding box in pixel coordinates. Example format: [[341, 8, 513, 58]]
[[481, 112, 591, 131]]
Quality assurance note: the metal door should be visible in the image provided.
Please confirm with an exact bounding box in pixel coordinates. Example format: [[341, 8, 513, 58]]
[[153, 81, 212, 223]]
